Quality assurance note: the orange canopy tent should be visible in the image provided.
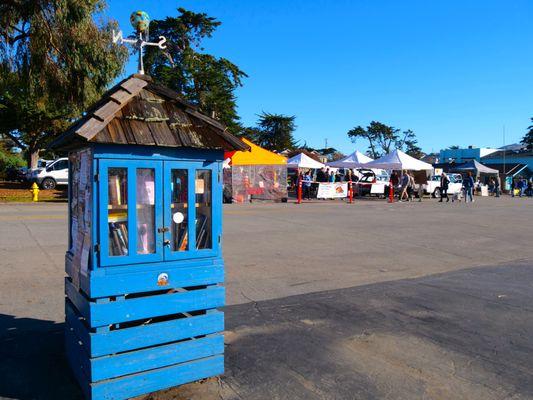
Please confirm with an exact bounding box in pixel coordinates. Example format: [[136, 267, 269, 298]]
[[223, 139, 288, 203]]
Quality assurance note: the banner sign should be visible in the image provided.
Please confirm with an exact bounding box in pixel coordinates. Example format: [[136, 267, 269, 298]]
[[316, 182, 348, 198]]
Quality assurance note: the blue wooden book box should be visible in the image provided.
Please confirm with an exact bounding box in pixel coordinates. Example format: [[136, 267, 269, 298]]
[[50, 74, 248, 400]]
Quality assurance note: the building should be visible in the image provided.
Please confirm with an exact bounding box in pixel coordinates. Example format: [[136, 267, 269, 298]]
[[439, 146, 499, 163], [481, 147, 532, 180]]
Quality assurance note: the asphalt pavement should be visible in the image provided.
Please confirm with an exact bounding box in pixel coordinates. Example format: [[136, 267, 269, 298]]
[[0, 196, 532, 399]]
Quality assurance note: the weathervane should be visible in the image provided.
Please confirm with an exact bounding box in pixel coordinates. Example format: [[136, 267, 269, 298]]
[[112, 11, 167, 75]]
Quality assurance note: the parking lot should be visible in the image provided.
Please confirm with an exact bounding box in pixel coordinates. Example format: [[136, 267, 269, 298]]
[[1, 196, 532, 399]]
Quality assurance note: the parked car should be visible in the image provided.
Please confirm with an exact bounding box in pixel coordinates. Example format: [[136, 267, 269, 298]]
[[25, 159, 53, 181], [418, 173, 463, 198], [31, 157, 68, 189], [356, 169, 389, 197]]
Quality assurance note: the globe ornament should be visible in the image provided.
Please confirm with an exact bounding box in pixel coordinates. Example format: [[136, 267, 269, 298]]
[[130, 11, 150, 32]]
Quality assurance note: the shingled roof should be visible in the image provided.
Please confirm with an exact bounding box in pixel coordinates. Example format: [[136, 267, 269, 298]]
[[50, 74, 249, 152]]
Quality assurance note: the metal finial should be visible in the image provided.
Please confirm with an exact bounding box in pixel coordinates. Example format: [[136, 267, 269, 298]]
[[112, 11, 167, 75]]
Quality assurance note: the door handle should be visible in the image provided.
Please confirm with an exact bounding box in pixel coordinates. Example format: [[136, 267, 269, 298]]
[[158, 227, 169, 233], [163, 239, 171, 247]]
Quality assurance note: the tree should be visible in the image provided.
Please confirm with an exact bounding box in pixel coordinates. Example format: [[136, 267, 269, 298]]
[[0, 0, 127, 167], [397, 129, 425, 159], [521, 118, 533, 150], [144, 8, 247, 134], [347, 121, 423, 158], [254, 112, 297, 152]]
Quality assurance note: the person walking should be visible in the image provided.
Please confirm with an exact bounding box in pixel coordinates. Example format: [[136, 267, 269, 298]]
[[407, 172, 416, 202], [399, 171, 410, 202], [439, 172, 450, 202], [494, 175, 501, 198], [302, 171, 312, 200], [463, 172, 475, 202]]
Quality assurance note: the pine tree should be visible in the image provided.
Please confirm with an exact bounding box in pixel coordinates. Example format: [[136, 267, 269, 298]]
[[521, 118, 533, 150], [0, 0, 127, 167], [144, 8, 247, 135]]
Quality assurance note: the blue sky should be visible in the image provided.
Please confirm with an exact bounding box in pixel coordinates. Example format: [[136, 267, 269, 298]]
[[106, 0, 533, 155]]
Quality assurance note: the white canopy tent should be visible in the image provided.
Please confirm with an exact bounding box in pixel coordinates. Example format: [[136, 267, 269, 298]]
[[287, 153, 325, 169], [364, 149, 433, 171], [327, 151, 373, 168]]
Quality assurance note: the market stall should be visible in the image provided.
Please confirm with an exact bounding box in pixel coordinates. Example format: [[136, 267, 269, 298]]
[[287, 153, 326, 169], [327, 150, 373, 168], [364, 149, 434, 171], [224, 138, 287, 203]]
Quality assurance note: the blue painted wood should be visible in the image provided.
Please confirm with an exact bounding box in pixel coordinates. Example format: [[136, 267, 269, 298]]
[[91, 354, 224, 400], [98, 159, 164, 267], [88, 262, 224, 298], [90, 286, 224, 326], [66, 144, 226, 399], [91, 335, 223, 381], [92, 144, 224, 163], [66, 300, 225, 357], [65, 278, 90, 321]]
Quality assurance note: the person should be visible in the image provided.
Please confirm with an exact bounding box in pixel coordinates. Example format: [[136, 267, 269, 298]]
[[519, 177, 527, 197], [345, 169, 353, 183], [407, 172, 415, 202], [329, 170, 335, 183], [510, 178, 516, 197], [494, 175, 501, 198], [439, 172, 450, 202], [399, 171, 410, 202], [463, 171, 475, 202], [527, 178, 533, 197], [413, 170, 427, 202], [488, 177, 495, 195], [302, 171, 312, 200]]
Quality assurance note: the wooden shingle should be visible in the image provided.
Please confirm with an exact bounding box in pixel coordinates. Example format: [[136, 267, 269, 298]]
[[49, 74, 249, 152]]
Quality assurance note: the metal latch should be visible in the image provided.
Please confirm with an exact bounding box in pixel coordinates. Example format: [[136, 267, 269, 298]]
[[157, 227, 170, 233]]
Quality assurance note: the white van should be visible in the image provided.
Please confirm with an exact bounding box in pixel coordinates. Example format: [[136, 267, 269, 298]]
[[32, 157, 69, 189]]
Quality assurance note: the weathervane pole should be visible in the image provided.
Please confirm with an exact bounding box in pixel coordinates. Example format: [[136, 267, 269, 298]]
[[112, 11, 167, 75]]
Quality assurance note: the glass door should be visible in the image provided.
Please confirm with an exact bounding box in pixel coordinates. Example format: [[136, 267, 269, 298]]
[[163, 161, 221, 261], [99, 160, 164, 266]]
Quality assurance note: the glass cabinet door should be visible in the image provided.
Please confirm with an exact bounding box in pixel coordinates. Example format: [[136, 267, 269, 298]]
[[163, 161, 221, 261], [99, 160, 164, 267]]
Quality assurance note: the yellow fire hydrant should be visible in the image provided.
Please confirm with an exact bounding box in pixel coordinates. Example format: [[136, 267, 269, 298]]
[[30, 182, 40, 202]]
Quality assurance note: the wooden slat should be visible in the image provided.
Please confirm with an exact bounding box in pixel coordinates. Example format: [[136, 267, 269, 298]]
[[128, 119, 156, 145], [148, 122, 179, 146], [89, 263, 224, 298], [93, 101, 121, 122], [90, 335, 224, 381], [110, 88, 137, 105], [76, 118, 107, 140], [106, 118, 128, 144], [91, 355, 224, 400], [90, 286, 224, 326], [115, 110, 136, 144], [120, 77, 148, 95]]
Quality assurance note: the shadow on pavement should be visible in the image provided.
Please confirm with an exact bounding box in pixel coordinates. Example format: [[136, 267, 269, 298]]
[[2, 261, 533, 400], [222, 261, 533, 400], [0, 314, 82, 400]]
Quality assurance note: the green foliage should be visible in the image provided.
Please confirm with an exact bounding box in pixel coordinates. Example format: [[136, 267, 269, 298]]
[[0, 0, 127, 166], [0, 141, 25, 178], [521, 118, 533, 150], [144, 8, 247, 134], [448, 145, 460, 150], [347, 121, 424, 158], [254, 112, 297, 152]]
